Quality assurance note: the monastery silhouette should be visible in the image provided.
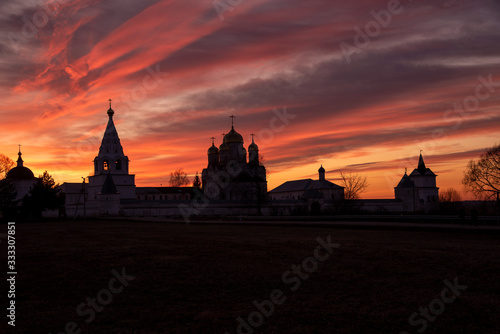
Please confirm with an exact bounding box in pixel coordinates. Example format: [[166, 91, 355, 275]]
[[9, 103, 439, 217]]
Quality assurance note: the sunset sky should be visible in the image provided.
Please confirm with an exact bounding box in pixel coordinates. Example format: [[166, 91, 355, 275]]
[[1, 0, 499, 198]]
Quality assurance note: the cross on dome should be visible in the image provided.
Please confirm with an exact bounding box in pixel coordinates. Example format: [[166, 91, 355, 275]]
[[229, 115, 235, 128], [107, 99, 114, 117]]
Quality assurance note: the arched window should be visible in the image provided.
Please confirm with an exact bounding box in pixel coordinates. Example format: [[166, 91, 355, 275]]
[[103, 160, 109, 171], [116, 159, 122, 170]]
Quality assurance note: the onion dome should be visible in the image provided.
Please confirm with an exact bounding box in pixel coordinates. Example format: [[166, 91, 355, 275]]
[[248, 142, 258, 151], [208, 137, 219, 155], [7, 147, 35, 180], [248, 134, 258, 151], [107, 99, 114, 117], [219, 141, 230, 151], [208, 145, 219, 155], [318, 165, 325, 173], [219, 133, 230, 151], [224, 127, 243, 144]]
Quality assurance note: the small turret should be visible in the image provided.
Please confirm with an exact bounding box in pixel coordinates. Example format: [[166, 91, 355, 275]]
[[318, 165, 325, 182], [248, 133, 259, 166]]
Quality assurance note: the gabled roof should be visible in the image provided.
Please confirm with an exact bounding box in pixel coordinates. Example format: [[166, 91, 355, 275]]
[[269, 179, 343, 193], [136, 187, 193, 194], [395, 173, 414, 188], [101, 173, 118, 194]]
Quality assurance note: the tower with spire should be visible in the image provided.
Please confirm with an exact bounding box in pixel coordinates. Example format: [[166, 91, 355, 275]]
[[202, 115, 267, 202], [394, 152, 439, 212], [88, 101, 136, 204]]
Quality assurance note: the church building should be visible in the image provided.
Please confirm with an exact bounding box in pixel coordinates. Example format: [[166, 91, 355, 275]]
[[202, 116, 267, 202], [6, 147, 37, 201], [394, 153, 439, 212], [62, 101, 136, 216], [269, 166, 344, 201]]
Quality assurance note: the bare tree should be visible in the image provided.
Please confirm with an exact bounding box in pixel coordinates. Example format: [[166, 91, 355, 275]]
[[339, 171, 368, 200], [462, 144, 500, 201], [0, 154, 15, 179], [439, 188, 462, 202], [169, 168, 190, 187]]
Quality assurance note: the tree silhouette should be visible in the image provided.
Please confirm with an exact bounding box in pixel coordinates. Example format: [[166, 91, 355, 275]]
[[462, 144, 500, 201], [22, 171, 64, 218], [193, 172, 201, 189], [439, 188, 462, 202], [340, 171, 368, 200], [169, 168, 190, 187], [0, 154, 15, 180], [0, 178, 17, 218]]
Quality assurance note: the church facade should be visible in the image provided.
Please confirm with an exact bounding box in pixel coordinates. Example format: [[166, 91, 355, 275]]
[[201, 117, 267, 203], [62, 106, 269, 217], [394, 153, 439, 212]]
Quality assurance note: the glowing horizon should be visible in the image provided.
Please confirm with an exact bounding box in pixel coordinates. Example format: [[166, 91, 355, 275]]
[[1, 0, 500, 199]]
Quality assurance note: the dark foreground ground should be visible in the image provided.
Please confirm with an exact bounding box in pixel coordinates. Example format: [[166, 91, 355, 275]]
[[1, 219, 500, 334]]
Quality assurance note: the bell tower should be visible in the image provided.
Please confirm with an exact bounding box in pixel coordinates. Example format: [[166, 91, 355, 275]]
[[88, 100, 136, 201]]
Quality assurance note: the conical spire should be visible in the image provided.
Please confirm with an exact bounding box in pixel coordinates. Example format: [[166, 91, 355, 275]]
[[98, 100, 124, 157], [418, 151, 426, 172]]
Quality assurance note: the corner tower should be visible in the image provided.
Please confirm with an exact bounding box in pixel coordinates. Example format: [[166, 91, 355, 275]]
[[88, 100, 136, 201]]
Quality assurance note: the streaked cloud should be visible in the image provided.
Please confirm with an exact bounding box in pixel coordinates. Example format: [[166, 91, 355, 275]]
[[1, 0, 499, 198]]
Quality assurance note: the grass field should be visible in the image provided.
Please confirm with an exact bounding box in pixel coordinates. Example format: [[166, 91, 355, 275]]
[[2, 219, 500, 334]]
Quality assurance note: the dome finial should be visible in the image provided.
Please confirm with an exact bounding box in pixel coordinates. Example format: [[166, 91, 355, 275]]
[[16, 144, 24, 167], [250, 133, 255, 143], [229, 115, 235, 128], [107, 99, 114, 117], [211, 137, 215, 145]]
